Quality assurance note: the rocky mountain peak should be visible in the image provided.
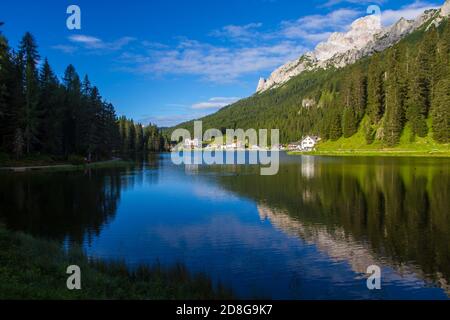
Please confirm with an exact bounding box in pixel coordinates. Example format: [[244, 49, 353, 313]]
[[256, 0, 450, 94], [385, 17, 414, 37], [442, 0, 450, 16], [313, 15, 382, 62]]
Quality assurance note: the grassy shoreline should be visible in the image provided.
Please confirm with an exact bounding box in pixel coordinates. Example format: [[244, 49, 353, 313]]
[[0, 226, 233, 300], [290, 124, 450, 158], [289, 149, 450, 157], [0, 156, 132, 172]]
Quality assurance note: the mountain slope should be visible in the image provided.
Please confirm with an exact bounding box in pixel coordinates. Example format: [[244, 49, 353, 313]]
[[256, 1, 449, 93], [172, 2, 450, 149]]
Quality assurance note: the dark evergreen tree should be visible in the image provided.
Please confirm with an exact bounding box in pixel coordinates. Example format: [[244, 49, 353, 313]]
[[38, 58, 63, 154], [135, 123, 144, 152], [432, 77, 450, 143], [18, 32, 40, 153], [328, 108, 342, 141], [383, 48, 404, 146], [367, 54, 385, 124], [0, 28, 156, 161], [405, 70, 428, 138], [62, 64, 81, 156]]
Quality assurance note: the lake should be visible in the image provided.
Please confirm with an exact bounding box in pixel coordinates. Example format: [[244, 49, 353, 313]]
[[0, 152, 449, 299]]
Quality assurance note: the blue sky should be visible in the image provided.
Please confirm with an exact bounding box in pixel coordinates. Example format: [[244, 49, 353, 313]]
[[0, 0, 441, 126]]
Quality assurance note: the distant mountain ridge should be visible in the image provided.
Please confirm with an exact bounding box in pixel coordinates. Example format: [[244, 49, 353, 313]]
[[172, 0, 450, 149], [256, 0, 450, 93]]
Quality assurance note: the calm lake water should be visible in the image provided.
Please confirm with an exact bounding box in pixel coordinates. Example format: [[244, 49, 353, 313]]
[[0, 152, 449, 299]]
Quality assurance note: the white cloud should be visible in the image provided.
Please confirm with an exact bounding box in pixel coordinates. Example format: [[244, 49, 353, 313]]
[[69, 35, 103, 46], [61, 34, 136, 51], [210, 9, 360, 44], [117, 7, 363, 83], [321, 0, 385, 8], [279, 8, 361, 39], [54, 6, 379, 84], [210, 23, 263, 41], [119, 40, 307, 83], [192, 97, 241, 110], [56, 1, 441, 86], [381, 1, 439, 26], [51, 44, 77, 54]]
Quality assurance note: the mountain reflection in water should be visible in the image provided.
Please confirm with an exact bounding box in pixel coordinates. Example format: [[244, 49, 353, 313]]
[[0, 153, 448, 299]]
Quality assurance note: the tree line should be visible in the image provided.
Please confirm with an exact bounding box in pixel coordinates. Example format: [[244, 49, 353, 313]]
[[173, 21, 449, 146], [0, 26, 167, 161]]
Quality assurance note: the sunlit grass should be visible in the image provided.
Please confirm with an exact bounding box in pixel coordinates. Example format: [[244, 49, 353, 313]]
[[0, 226, 233, 300], [296, 121, 450, 157]]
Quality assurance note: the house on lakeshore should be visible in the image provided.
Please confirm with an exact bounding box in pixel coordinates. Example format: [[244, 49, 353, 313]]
[[224, 140, 245, 150], [184, 138, 201, 149], [287, 141, 302, 151], [300, 136, 319, 151], [288, 136, 320, 152]]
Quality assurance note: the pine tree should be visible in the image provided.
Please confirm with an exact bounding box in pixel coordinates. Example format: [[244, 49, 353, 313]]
[[18, 32, 40, 153], [38, 58, 62, 154], [62, 64, 81, 156], [1, 53, 23, 152], [340, 68, 366, 137], [0, 84, 6, 117], [0, 26, 142, 159], [0, 84, 7, 149], [342, 107, 357, 138], [104, 103, 119, 157], [0, 27, 7, 120], [128, 119, 136, 151], [135, 123, 143, 152], [431, 77, 450, 143], [434, 22, 450, 83], [328, 108, 342, 141], [422, 26, 438, 104], [340, 73, 354, 137], [405, 69, 428, 138], [352, 67, 367, 120], [430, 23, 450, 144], [13, 128, 24, 159], [87, 86, 103, 160], [118, 116, 127, 153], [367, 54, 385, 124], [383, 48, 404, 146]]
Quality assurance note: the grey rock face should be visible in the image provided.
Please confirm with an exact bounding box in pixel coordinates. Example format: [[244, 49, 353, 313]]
[[256, 1, 449, 94]]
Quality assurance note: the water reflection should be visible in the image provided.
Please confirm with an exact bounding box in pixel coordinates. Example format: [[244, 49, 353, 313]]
[[213, 155, 450, 295], [0, 169, 122, 243], [0, 154, 161, 243], [0, 153, 448, 299]]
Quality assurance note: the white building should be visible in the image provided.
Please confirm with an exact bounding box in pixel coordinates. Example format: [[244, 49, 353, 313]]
[[225, 141, 244, 150], [300, 136, 318, 151], [287, 142, 302, 151], [184, 138, 201, 149]]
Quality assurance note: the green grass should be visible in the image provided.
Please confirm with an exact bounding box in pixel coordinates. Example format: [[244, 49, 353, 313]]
[[0, 153, 133, 172], [0, 153, 63, 167], [0, 226, 233, 300], [291, 121, 450, 157]]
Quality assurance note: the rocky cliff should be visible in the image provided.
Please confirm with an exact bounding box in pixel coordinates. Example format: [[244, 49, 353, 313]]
[[256, 0, 450, 93]]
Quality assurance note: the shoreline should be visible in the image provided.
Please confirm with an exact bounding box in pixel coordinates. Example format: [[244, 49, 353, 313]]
[[288, 150, 450, 158], [0, 158, 131, 172], [0, 226, 232, 299]]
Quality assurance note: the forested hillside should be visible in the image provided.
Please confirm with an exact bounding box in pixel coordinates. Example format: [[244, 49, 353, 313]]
[[173, 21, 450, 147], [0, 25, 167, 163]]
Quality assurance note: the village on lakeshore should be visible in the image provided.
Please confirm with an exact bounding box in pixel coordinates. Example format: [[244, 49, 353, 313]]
[[174, 136, 320, 152]]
